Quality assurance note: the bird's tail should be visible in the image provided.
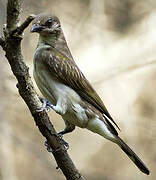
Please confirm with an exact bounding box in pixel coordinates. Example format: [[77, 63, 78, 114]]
[[116, 136, 150, 175]]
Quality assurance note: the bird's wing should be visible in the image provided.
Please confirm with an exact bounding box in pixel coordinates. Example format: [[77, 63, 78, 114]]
[[39, 47, 120, 130]]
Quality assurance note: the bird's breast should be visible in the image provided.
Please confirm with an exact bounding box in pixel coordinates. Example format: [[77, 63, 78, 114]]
[[33, 56, 57, 105], [33, 55, 82, 107]]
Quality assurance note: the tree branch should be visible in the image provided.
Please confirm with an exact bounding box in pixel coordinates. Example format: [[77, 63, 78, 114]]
[[0, 0, 85, 179], [16, 14, 36, 34]]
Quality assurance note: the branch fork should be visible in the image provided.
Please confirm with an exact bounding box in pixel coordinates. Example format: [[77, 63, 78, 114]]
[[0, 0, 85, 179]]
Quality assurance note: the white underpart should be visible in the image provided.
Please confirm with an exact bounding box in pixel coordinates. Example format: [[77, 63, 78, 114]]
[[86, 117, 115, 141], [62, 103, 89, 128]]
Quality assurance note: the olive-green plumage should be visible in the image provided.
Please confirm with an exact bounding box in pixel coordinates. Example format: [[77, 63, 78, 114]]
[[31, 13, 150, 175]]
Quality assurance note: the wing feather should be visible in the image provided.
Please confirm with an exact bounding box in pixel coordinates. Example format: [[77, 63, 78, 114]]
[[40, 46, 120, 131]]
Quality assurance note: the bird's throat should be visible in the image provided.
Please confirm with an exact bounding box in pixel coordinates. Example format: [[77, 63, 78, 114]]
[[38, 34, 57, 47]]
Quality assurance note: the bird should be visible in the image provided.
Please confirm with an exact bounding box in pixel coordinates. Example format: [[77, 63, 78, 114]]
[[30, 13, 150, 175]]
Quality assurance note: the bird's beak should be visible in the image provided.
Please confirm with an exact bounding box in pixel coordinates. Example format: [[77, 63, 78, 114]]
[[30, 25, 45, 33]]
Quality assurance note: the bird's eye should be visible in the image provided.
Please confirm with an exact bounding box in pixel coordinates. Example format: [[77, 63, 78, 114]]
[[45, 18, 53, 27]]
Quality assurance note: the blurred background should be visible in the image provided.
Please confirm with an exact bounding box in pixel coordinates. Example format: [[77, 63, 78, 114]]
[[0, 0, 156, 179]]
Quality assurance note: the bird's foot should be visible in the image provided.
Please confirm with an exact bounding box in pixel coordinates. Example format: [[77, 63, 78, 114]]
[[37, 97, 65, 115], [44, 134, 69, 153], [58, 133, 69, 150], [37, 97, 54, 112], [44, 140, 53, 153]]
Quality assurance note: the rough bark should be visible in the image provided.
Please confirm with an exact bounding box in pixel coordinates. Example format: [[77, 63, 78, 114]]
[[0, 0, 85, 180]]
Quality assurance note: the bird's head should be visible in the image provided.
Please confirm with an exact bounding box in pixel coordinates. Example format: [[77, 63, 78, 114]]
[[30, 13, 61, 36]]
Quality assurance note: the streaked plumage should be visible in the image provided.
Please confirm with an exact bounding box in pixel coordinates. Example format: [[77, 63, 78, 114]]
[[31, 13, 150, 175]]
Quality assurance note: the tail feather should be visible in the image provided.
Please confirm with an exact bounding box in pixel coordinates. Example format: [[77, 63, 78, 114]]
[[116, 136, 150, 175]]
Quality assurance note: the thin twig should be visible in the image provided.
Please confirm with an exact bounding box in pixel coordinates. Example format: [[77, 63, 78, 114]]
[[16, 14, 36, 34]]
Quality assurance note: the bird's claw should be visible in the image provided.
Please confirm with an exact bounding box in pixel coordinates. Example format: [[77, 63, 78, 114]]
[[58, 133, 69, 150], [44, 134, 69, 153], [44, 140, 53, 153], [37, 97, 54, 112], [57, 132, 63, 138]]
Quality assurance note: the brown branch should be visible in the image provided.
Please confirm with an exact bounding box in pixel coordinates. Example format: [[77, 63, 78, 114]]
[[0, 0, 85, 180], [15, 14, 36, 35], [7, 0, 21, 31]]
